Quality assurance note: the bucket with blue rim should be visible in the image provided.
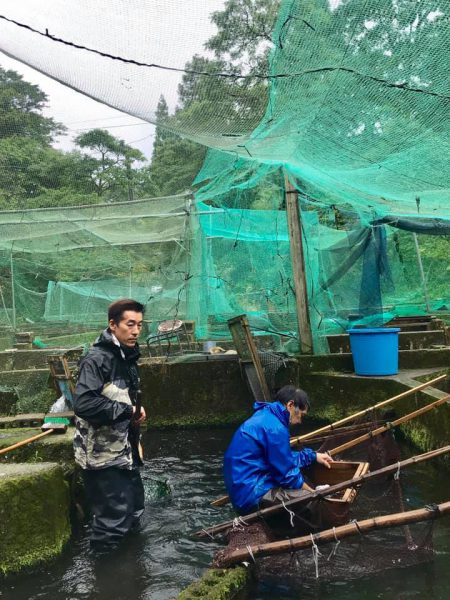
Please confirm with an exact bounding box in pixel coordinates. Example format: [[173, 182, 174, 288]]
[[347, 328, 400, 376]]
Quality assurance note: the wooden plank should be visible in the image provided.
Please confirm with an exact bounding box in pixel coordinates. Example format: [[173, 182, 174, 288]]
[[227, 315, 271, 401], [284, 173, 313, 354]]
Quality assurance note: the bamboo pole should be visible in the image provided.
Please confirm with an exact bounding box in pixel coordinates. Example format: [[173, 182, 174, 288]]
[[328, 394, 450, 456], [0, 429, 53, 456], [211, 376, 447, 507], [197, 444, 450, 538], [290, 373, 447, 446], [218, 500, 450, 567]]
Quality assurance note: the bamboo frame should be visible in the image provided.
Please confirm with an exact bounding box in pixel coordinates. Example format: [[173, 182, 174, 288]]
[[291, 373, 447, 446], [328, 394, 450, 456], [210, 375, 447, 507], [218, 500, 450, 567], [197, 444, 450, 538]]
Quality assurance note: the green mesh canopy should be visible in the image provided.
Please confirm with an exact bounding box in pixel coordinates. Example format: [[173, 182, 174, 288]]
[[0, 1, 449, 354], [1, 0, 448, 215]]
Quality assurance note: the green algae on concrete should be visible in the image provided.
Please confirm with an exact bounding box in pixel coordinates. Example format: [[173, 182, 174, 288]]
[[177, 567, 251, 600], [140, 357, 255, 428], [0, 462, 71, 575], [0, 427, 75, 464]]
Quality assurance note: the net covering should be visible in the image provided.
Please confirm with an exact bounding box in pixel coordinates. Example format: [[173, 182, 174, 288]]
[[0, 1, 449, 352]]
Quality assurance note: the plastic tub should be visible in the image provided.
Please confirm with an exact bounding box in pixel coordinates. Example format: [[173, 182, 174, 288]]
[[347, 328, 400, 376]]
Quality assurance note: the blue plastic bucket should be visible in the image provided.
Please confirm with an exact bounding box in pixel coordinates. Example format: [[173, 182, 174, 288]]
[[347, 328, 400, 376]]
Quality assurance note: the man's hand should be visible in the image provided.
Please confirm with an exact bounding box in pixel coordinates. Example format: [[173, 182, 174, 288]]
[[132, 405, 147, 425], [316, 452, 334, 469]]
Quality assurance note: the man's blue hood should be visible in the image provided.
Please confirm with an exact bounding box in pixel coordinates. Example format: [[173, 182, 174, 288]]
[[252, 401, 289, 428]]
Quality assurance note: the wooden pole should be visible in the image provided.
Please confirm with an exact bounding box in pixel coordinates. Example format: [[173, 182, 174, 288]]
[[197, 444, 450, 538], [218, 500, 450, 567], [10, 250, 16, 331], [0, 429, 53, 456], [413, 233, 431, 313], [284, 172, 313, 354], [328, 394, 450, 456], [291, 374, 447, 445]]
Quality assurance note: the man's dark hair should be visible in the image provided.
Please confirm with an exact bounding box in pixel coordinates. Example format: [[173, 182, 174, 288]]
[[274, 385, 310, 411], [108, 298, 145, 324]]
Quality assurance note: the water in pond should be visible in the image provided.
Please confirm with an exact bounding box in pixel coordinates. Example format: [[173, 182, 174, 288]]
[[1, 429, 449, 600]]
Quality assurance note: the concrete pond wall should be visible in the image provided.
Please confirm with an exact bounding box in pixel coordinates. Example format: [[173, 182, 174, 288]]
[[0, 463, 71, 576]]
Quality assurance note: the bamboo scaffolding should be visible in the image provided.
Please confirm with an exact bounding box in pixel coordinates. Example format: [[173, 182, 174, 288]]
[[196, 444, 450, 538], [328, 394, 450, 456], [217, 500, 450, 567], [291, 373, 447, 445], [210, 380, 448, 508]]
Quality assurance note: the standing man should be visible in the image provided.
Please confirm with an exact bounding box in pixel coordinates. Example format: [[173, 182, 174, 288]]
[[224, 385, 333, 515], [73, 298, 147, 548]]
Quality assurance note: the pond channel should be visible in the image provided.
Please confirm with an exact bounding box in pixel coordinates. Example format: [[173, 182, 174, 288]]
[[1, 429, 449, 600]]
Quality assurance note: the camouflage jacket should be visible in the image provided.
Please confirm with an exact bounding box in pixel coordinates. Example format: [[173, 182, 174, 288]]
[[73, 329, 140, 470]]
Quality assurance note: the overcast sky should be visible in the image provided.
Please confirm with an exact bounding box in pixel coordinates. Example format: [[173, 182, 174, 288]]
[[0, 0, 226, 161]]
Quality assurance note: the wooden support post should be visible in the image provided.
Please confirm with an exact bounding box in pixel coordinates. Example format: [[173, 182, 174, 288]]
[[413, 233, 431, 313], [284, 172, 313, 354], [10, 250, 16, 331]]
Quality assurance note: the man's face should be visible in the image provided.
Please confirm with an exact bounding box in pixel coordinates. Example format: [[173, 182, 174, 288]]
[[287, 400, 308, 426], [109, 310, 143, 347]]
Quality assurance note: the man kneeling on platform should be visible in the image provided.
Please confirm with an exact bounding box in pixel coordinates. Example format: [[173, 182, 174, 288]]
[[223, 385, 333, 514]]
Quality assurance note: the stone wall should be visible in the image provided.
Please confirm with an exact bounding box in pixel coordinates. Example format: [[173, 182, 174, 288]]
[[0, 463, 71, 575]]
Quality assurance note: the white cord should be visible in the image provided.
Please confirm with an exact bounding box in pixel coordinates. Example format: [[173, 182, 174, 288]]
[[327, 526, 341, 561], [246, 544, 256, 563], [280, 497, 296, 528], [310, 533, 322, 579]]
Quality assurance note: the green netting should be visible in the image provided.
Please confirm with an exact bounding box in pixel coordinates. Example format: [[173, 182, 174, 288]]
[[0, 1, 449, 357], [0, 172, 449, 353], [1, 0, 448, 215]]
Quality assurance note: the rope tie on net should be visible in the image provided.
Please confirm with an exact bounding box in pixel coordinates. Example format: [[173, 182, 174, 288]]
[[394, 461, 402, 480], [280, 497, 296, 528], [232, 516, 247, 531], [327, 526, 341, 561], [351, 518, 364, 537], [310, 533, 323, 579], [201, 528, 215, 540], [425, 503, 441, 518], [246, 544, 256, 564]]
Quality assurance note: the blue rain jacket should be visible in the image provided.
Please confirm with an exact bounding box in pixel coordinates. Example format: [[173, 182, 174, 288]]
[[223, 401, 316, 514]]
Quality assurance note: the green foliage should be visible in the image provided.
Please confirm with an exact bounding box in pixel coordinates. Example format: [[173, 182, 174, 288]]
[[0, 69, 64, 143], [0, 66, 151, 208], [74, 128, 145, 199], [206, 0, 280, 72]]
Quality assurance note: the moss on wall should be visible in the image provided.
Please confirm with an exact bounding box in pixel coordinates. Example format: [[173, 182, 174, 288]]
[[140, 358, 254, 428], [0, 387, 17, 416], [0, 463, 71, 575], [176, 567, 251, 600], [0, 428, 75, 464]]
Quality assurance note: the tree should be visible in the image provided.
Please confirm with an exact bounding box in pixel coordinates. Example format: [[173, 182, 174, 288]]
[[206, 0, 280, 74], [75, 128, 145, 199], [147, 1, 280, 195], [148, 94, 206, 196], [0, 68, 64, 143]]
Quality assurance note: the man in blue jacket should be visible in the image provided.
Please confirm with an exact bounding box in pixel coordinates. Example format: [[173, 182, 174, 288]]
[[224, 385, 333, 514]]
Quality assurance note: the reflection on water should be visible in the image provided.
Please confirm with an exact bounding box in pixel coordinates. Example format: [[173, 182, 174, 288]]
[[0, 429, 449, 600]]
